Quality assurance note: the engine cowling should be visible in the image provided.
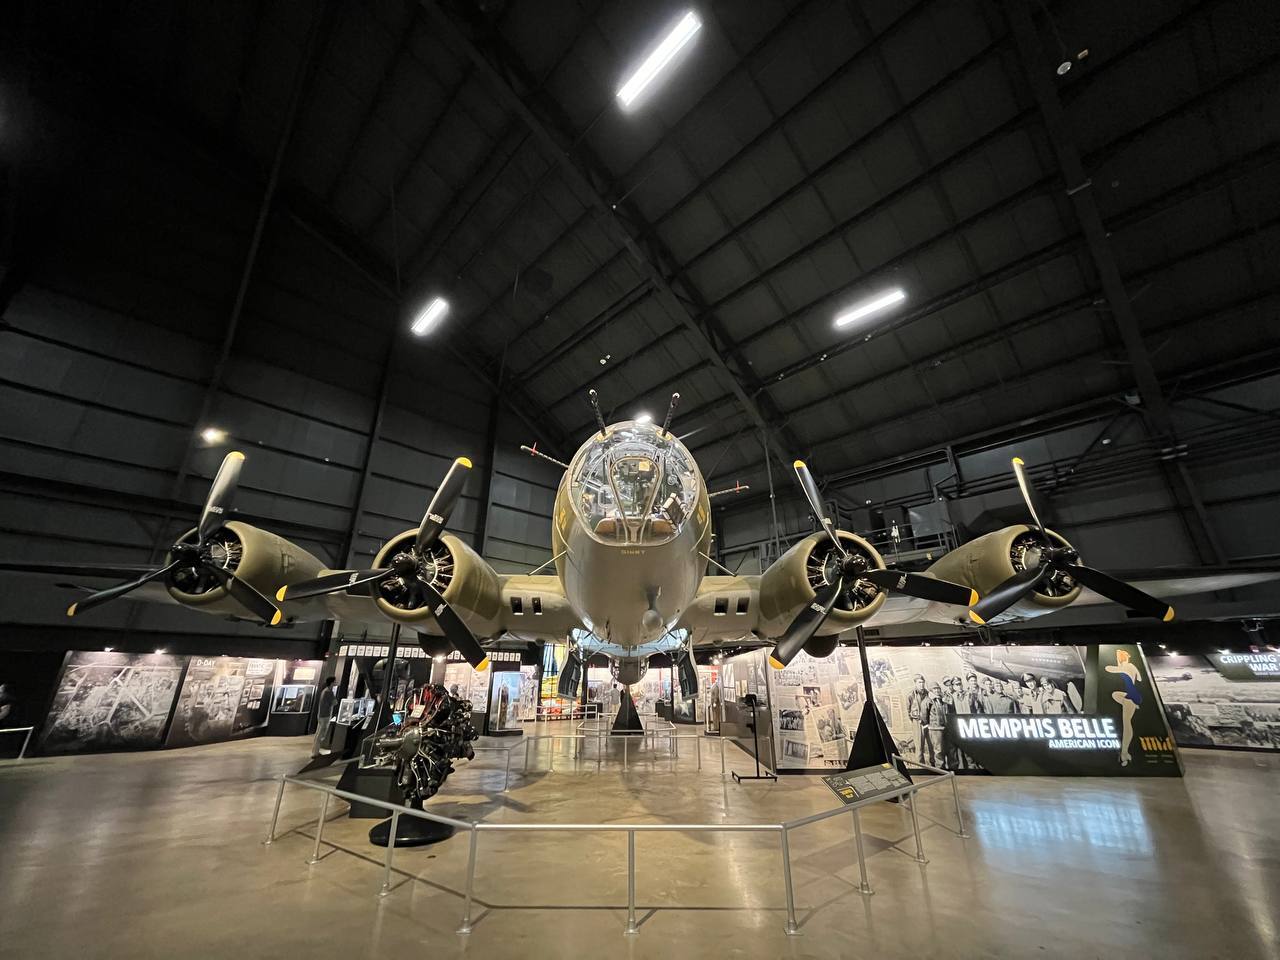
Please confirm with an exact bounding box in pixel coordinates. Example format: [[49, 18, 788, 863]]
[[371, 530, 503, 636], [165, 520, 326, 615], [757, 531, 888, 638], [927, 524, 1082, 618]]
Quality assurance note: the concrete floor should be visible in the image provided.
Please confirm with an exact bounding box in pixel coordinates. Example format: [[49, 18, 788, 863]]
[[2, 729, 1278, 960]]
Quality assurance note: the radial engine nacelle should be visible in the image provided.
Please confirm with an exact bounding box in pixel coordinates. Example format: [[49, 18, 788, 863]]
[[756, 530, 888, 639]]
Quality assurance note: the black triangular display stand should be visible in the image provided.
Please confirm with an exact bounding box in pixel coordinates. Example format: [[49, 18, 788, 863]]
[[846, 699, 911, 784], [612, 689, 644, 735]]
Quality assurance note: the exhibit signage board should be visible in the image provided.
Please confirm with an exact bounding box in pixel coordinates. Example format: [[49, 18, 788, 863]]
[[760, 642, 1181, 776], [39, 652, 185, 755], [35, 651, 323, 756], [1152, 653, 1280, 750], [1205, 651, 1280, 681], [821, 763, 911, 804], [166, 656, 276, 748]]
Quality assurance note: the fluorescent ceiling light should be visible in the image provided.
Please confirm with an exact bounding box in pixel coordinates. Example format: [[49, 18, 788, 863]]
[[617, 11, 702, 108], [200, 427, 227, 444], [635, 412, 653, 424], [834, 288, 906, 329], [411, 297, 449, 336]]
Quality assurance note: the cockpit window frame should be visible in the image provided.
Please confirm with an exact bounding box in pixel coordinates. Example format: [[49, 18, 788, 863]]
[[567, 421, 700, 547]]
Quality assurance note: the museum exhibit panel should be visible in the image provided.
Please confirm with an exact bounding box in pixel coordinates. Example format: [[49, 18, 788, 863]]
[[2, 0, 1279, 957]]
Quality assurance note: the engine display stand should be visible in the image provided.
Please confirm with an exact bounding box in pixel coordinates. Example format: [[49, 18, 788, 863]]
[[368, 797, 456, 847], [612, 690, 644, 735]]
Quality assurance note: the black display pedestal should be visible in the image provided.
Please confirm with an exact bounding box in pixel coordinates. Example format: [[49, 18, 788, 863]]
[[732, 695, 777, 783], [368, 799, 456, 848], [612, 690, 644, 735], [336, 764, 403, 819]]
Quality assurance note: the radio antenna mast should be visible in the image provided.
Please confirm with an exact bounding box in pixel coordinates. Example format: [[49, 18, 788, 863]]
[[588, 389, 608, 437], [660, 392, 680, 437]]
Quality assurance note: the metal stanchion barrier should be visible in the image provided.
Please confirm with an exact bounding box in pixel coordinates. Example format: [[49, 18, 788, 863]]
[[0, 726, 35, 762], [265, 775, 286, 845], [458, 827, 479, 934], [308, 793, 330, 864], [264, 744, 962, 937], [851, 810, 873, 895], [380, 811, 399, 896], [625, 830, 638, 935], [780, 827, 799, 935], [905, 794, 928, 864]]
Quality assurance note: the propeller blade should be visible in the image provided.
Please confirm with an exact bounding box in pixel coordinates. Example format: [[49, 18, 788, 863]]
[[1011, 456, 1047, 538], [66, 559, 183, 617], [418, 580, 489, 670], [277, 568, 392, 602], [204, 565, 283, 625], [770, 577, 843, 669], [417, 457, 473, 550], [793, 460, 847, 558], [967, 565, 1052, 625], [1062, 563, 1174, 621], [197, 451, 245, 544], [862, 569, 977, 607]]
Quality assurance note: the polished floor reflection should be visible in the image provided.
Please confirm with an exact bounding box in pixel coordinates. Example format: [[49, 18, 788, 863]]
[[1, 730, 1277, 959]]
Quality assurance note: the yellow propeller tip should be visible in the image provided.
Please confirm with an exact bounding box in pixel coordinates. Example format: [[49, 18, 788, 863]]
[[1011, 456, 1024, 466], [969, 589, 979, 607], [228, 450, 246, 460], [1163, 607, 1175, 623], [769, 656, 786, 670], [792, 459, 806, 469], [475, 656, 490, 672], [968, 610, 986, 626], [66, 603, 78, 618], [270, 610, 283, 626], [457, 457, 473, 469], [275, 586, 288, 602]]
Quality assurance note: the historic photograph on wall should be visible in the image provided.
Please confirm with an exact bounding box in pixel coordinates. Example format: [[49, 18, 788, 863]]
[[1151, 653, 1280, 750], [38, 651, 185, 754]]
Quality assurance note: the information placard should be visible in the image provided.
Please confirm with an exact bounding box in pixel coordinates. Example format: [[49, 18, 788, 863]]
[[821, 763, 912, 804]]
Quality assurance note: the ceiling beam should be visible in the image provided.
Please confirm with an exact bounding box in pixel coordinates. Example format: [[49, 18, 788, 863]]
[[1002, 0, 1226, 566], [420, 0, 800, 475]]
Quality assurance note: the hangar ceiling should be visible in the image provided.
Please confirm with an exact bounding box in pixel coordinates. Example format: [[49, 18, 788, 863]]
[[4, 0, 1279, 643]]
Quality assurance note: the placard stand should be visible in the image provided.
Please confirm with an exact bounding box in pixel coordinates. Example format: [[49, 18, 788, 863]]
[[732, 694, 777, 783]]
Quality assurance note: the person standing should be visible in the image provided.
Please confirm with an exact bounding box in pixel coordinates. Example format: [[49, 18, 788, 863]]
[[1104, 649, 1143, 766], [922, 684, 948, 768], [906, 675, 929, 762], [1037, 676, 1075, 714], [311, 677, 337, 758], [982, 677, 1017, 714]]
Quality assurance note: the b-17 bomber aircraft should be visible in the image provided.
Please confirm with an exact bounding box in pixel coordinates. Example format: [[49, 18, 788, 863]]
[[15, 390, 1279, 699]]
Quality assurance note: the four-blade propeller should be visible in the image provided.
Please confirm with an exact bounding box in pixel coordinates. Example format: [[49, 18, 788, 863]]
[[968, 457, 1174, 625], [770, 461, 977, 668], [66, 451, 283, 625], [277, 457, 490, 670]]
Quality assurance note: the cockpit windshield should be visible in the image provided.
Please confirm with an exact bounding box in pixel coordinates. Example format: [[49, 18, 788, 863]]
[[568, 421, 699, 545]]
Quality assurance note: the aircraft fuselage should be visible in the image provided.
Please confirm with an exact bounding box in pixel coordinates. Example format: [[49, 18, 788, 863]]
[[552, 420, 711, 650]]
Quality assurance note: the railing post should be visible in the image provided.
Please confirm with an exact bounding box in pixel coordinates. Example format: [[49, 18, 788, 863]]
[[780, 827, 799, 935], [906, 794, 928, 864], [696, 735, 702, 771], [380, 812, 399, 896], [719, 735, 726, 778], [623, 735, 628, 771], [851, 810, 873, 896], [17, 727, 34, 761], [524, 736, 531, 772], [458, 826, 479, 934], [307, 793, 330, 864], [950, 773, 970, 838], [265, 775, 287, 845], [625, 829, 638, 935], [504, 746, 512, 792]]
